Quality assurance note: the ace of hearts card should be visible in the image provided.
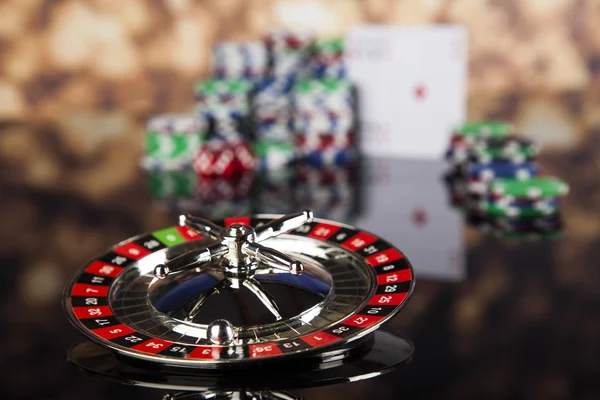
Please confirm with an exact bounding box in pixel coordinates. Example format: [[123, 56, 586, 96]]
[[345, 25, 468, 159]]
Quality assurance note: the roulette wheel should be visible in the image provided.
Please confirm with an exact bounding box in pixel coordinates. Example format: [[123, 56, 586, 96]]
[[63, 210, 415, 392]]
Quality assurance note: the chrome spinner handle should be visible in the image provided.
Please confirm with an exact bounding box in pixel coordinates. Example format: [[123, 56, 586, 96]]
[[154, 210, 314, 280]]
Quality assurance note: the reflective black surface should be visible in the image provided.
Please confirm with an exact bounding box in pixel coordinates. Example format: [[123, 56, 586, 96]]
[[68, 331, 413, 391], [1, 148, 588, 399]]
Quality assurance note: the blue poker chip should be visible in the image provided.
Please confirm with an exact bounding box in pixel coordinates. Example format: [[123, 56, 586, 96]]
[[253, 76, 295, 95], [488, 198, 560, 213], [310, 63, 347, 79], [487, 196, 561, 209], [467, 162, 540, 181], [301, 148, 354, 167], [294, 115, 352, 134]]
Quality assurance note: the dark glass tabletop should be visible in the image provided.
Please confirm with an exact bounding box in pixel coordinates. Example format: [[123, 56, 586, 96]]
[[0, 118, 592, 399]]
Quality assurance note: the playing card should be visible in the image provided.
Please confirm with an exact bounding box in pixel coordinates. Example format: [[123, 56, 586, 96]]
[[353, 157, 465, 281], [346, 25, 468, 159]]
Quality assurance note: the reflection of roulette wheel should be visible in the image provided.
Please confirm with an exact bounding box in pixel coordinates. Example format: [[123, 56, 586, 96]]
[[63, 210, 414, 392]]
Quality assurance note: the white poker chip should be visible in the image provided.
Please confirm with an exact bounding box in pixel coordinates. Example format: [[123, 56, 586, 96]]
[[147, 114, 206, 134]]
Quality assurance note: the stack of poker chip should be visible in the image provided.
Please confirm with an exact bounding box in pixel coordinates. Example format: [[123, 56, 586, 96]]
[[292, 78, 356, 166], [443, 121, 569, 240], [141, 114, 206, 170], [465, 136, 541, 196], [445, 121, 513, 166], [194, 78, 254, 140], [309, 38, 346, 79], [212, 41, 268, 80], [249, 28, 315, 160], [142, 27, 360, 220], [252, 77, 294, 141]]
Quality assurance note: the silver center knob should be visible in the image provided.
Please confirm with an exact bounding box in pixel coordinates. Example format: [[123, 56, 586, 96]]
[[152, 210, 314, 323], [221, 224, 256, 269]]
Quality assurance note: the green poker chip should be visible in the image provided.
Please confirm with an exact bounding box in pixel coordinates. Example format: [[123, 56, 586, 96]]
[[253, 140, 294, 157], [490, 177, 569, 199], [470, 145, 538, 163], [313, 38, 344, 54], [294, 78, 352, 94], [454, 121, 512, 138], [482, 201, 560, 218], [254, 140, 296, 171], [145, 132, 204, 163], [194, 78, 254, 96]]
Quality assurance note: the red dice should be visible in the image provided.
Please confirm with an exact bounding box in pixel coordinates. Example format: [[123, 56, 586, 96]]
[[193, 139, 255, 178]]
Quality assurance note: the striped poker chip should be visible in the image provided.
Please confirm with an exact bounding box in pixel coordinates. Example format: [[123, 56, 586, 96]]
[[293, 112, 353, 136], [467, 162, 540, 182], [264, 28, 315, 51], [294, 97, 354, 118], [255, 120, 293, 141], [470, 150, 533, 165], [253, 80, 293, 119], [472, 136, 537, 152], [254, 140, 296, 171], [298, 147, 355, 167], [197, 107, 248, 142], [482, 201, 560, 218], [292, 79, 355, 115], [471, 142, 539, 163], [144, 114, 205, 170], [213, 41, 268, 79], [490, 196, 560, 210], [312, 38, 344, 55], [295, 132, 352, 150], [253, 77, 294, 93], [294, 78, 353, 96], [309, 60, 347, 79], [453, 121, 513, 138], [490, 177, 569, 200], [147, 114, 206, 135], [194, 79, 254, 105], [271, 50, 308, 78]]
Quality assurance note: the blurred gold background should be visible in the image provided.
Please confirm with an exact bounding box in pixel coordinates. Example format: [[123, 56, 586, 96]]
[[1, 0, 599, 205], [1, 0, 600, 119]]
